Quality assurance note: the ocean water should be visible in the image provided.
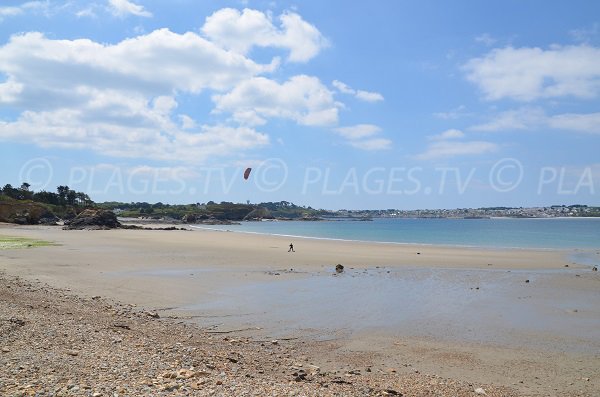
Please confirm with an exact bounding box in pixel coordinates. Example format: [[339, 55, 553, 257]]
[[194, 217, 600, 250]]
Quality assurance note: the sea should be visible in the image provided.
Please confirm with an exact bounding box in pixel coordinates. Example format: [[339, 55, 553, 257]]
[[193, 217, 600, 250]]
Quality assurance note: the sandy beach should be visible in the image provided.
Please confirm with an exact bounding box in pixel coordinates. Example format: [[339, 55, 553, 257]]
[[1, 223, 599, 396]]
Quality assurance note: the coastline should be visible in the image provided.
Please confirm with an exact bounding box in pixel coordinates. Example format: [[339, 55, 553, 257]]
[[1, 224, 599, 396], [189, 223, 583, 252], [187, 217, 600, 251]]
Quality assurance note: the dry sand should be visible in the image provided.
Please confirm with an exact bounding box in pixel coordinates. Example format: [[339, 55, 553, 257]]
[[1, 223, 599, 396]]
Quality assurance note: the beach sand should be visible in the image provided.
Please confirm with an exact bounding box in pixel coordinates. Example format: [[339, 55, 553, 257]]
[[1, 223, 599, 396]]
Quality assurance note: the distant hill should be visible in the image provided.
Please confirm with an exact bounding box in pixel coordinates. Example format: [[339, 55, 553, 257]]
[[99, 200, 325, 223]]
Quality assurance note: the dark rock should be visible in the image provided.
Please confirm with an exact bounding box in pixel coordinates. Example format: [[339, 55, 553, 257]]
[[335, 264, 344, 273], [38, 214, 60, 225], [146, 311, 160, 319], [63, 209, 121, 230], [182, 213, 197, 223], [292, 369, 307, 381], [381, 389, 402, 396]]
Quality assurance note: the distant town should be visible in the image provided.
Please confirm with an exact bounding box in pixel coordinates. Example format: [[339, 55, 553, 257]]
[[332, 205, 600, 219]]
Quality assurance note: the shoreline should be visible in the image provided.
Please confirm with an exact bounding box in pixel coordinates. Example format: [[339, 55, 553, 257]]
[[185, 217, 600, 251], [1, 224, 599, 396], [189, 224, 583, 252]]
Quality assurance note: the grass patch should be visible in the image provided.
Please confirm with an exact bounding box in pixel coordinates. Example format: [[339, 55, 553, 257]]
[[0, 235, 56, 250]]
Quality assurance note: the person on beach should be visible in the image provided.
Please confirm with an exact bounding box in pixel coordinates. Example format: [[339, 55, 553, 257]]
[[288, 243, 295, 252]]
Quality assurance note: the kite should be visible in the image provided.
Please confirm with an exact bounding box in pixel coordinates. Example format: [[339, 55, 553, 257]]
[[243, 167, 252, 180]]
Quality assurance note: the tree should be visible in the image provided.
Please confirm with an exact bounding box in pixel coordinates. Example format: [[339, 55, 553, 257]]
[[2, 184, 20, 199], [19, 182, 33, 200], [66, 190, 77, 206], [57, 186, 69, 205], [33, 191, 60, 205], [76, 192, 92, 206]]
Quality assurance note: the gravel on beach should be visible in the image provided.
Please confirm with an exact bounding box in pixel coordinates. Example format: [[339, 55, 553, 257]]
[[0, 273, 520, 397]]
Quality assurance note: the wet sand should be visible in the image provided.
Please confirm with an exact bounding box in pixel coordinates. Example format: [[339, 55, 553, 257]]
[[1, 224, 599, 396]]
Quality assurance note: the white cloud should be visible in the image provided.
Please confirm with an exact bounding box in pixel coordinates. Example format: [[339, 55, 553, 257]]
[[463, 45, 600, 101], [333, 124, 390, 150], [76, 7, 97, 18], [0, 30, 276, 108], [0, 28, 279, 163], [470, 107, 600, 134], [475, 33, 496, 46], [108, 0, 152, 18], [429, 129, 465, 140], [332, 80, 353, 94], [0, 7, 386, 161], [0, 104, 269, 163], [355, 90, 384, 102], [570, 23, 600, 43], [416, 129, 497, 160], [212, 75, 339, 127], [335, 124, 381, 139], [332, 80, 384, 102], [470, 107, 546, 132], [548, 112, 600, 134], [433, 105, 469, 120], [415, 140, 498, 160], [0, 6, 22, 19], [0, 1, 48, 20], [201, 8, 326, 62], [348, 138, 392, 151], [127, 165, 198, 180]]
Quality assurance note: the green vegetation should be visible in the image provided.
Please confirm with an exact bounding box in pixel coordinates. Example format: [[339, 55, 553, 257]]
[[1, 183, 92, 207], [97, 200, 325, 221], [0, 183, 94, 224], [0, 235, 56, 250]]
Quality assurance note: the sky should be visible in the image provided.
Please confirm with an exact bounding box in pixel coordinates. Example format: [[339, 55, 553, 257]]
[[1, 0, 599, 209]]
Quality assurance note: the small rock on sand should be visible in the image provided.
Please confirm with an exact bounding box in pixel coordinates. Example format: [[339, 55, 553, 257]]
[[335, 264, 344, 273]]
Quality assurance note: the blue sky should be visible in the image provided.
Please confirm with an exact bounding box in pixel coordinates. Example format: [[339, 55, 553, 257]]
[[1, 0, 599, 209]]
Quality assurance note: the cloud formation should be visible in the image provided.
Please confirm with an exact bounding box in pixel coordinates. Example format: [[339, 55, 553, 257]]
[[0, 1, 48, 20], [0, 6, 387, 163], [332, 80, 384, 102], [108, 0, 152, 18], [201, 8, 326, 63], [334, 124, 390, 150], [471, 107, 600, 134], [416, 129, 497, 160], [212, 75, 339, 127], [463, 44, 600, 101], [0, 27, 278, 163]]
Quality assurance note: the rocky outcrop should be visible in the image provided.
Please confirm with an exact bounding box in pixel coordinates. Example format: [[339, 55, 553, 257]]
[[243, 207, 274, 221], [63, 209, 121, 230], [182, 213, 198, 223], [0, 201, 58, 225]]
